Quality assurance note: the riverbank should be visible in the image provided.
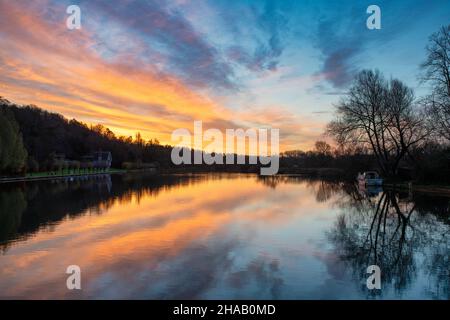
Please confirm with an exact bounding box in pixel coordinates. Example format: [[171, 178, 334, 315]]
[[1, 167, 341, 183], [384, 182, 450, 196], [2, 169, 450, 197], [0, 168, 126, 184]]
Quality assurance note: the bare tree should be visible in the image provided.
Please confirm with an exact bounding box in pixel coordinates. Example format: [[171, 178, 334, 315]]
[[327, 70, 428, 177], [421, 25, 450, 141], [314, 140, 332, 156]]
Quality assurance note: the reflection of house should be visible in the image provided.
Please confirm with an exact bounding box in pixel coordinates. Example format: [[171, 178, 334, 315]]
[[81, 151, 112, 169]]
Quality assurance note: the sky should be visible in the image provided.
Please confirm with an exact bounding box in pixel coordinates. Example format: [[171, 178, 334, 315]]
[[0, 0, 449, 151]]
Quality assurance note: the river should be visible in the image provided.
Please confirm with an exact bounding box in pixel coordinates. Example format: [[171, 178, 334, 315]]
[[0, 173, 448, 299]]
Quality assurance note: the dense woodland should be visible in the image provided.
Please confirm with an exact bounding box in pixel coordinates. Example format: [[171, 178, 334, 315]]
[[0, 97, 173, 174]]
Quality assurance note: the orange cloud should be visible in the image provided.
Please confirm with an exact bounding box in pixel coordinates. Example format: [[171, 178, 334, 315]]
[[0, 1, 324, 151]]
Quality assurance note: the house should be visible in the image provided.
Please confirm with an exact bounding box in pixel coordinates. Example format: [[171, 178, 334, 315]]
[[92, 151, 112, 169], [81, 151, 112, 169]]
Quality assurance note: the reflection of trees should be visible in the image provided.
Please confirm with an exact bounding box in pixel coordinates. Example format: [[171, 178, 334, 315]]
[[329, 189, 450, 299], [0, 188, 27, 249], [0, 173, 215, 251], [311, 180, 345, 203], [256, 175, 346, 203], [425, 229, 449, 299]]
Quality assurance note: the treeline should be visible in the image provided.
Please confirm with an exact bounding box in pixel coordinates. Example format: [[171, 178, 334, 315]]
[[1, 94, 448, 181], [280, 140, 450, 183], [0, 97, 174, 175], [279, 141, 378, 179], [0, 98, 264, 176], [0, 105, 27, 173]]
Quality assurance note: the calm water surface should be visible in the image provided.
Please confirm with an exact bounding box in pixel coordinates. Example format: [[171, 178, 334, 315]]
[[0, 173, 448, 299]]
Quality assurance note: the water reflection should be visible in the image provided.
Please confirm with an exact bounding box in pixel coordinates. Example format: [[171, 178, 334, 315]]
[[329, 187, 449, 299], [0, 174, 448, 299]]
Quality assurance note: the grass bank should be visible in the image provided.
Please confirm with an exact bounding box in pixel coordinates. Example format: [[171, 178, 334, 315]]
[[0, 168, 126, 183]]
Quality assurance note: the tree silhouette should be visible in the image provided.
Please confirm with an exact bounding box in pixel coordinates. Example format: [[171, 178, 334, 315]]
[[327, 70, 429, 177], [0, 106, 27, 173], [421, 25, 450, 141]]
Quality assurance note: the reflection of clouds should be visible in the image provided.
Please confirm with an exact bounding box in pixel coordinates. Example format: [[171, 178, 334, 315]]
[[148, 238, 238, 299], [85, 238, 238, 299], [3, 175, 446, 299], [308, 250, 361, 299], [227, 257, 283, 299], [0, 175, 335, 299], [87, 235, 283, 299]]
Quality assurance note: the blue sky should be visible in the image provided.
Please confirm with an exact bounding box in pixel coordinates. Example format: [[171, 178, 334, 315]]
[[0, 0, 449, 149]]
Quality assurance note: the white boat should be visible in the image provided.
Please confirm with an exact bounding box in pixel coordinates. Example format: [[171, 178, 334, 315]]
[[357, 171, 383, 186]]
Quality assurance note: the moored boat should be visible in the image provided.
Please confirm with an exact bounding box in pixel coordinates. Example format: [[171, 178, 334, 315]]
[[357, 171, 383, 186]]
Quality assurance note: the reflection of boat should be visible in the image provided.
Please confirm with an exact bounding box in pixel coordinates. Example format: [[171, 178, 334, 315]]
[[357, 171, 383, 186], [358, 183, 383, 198]]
